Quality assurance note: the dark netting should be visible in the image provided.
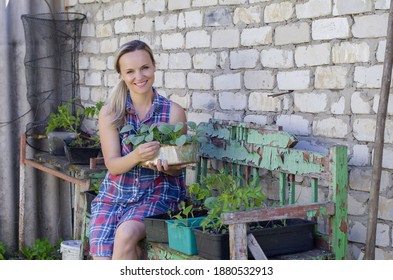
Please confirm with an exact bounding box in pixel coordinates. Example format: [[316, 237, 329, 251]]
[[21, 12, 86, 151]]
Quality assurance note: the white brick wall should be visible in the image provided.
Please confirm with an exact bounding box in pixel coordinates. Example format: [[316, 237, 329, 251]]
[[70, 0, 393, 258]]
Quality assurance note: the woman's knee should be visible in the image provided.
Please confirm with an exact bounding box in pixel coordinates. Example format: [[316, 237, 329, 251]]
[[115, 220, 146, 244]]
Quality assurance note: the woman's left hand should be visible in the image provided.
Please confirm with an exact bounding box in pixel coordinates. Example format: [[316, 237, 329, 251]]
[[148, 160, 187, 176]]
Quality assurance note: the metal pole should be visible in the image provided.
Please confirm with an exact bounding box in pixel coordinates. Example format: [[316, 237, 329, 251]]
[[364, 0, 393, 259]]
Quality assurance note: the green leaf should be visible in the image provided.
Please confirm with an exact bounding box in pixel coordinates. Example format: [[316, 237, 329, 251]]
[[174, 122, 184, 133], [175, 135, 187, 146], [187, 121, 197, 130], [144, 132, 154, 142], [120, 124, 134, 133], [131, 135, 145, 146]]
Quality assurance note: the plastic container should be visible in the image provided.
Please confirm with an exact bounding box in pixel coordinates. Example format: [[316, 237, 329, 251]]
[[60, 240, 83, 260], [166, 217, 205, 255]]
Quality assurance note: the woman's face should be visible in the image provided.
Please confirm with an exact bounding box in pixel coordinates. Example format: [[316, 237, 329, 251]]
[[119, 49, 155, 96]]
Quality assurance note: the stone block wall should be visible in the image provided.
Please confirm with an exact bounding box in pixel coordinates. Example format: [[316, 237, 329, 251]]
[[65, 0, 393, 259]]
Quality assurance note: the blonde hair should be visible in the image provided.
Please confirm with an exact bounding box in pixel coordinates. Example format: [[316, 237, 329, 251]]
[[106, 40, 156, 128]]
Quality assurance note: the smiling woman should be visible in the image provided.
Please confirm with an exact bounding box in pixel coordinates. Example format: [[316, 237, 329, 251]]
[[89, 40, 188, 260]]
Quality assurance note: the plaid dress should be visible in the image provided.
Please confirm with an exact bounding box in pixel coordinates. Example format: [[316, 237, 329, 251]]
[[89, 88, 185, 257]]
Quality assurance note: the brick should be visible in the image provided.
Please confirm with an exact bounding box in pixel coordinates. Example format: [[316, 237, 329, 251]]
[[186, 30, 210, 48], [192, 0, 218, 7], [378, 196, 393, 221], [183, 10, 203, 28], [296, 0, 332, 18], [214, 112, 242, 121], [168, 0, 191, 10], [212, 29, 239, 48], [348, 221, 366, 243], [349, 144, 370, 167], [90, 57, 106, 70], [82, 23, 95, 37], [104, 2, 123, 20], [375, 0, 390, 9], [353, 117, 376, 142], [312, 17, 350, 40], [295, 43, 330, 67], [295, 0, 332, 19], [352, 14, 389, 38], [373, 94, 393, 115], [276, 114, 311, 136], [376, 40, 386, 62], [331, 96, 346, 115], [187, 73, 211, 90], [162, 33, 185, 49], [264, 2, 294, 23], [124, 0, 144, 15], [205, 8, 232, 26], [155, 53, 169, 69], [168, 53, 192, 69], [230, 49, 259, 69], [333, 0, 372, 15], [313, 117, 349, 138], [244, 70, 274, 90], [315, 66, 347, 89], [165, 72, 186, 88], [100, 38, 118, 54], [354, 65, 383, 88], [213, 73, 241, 90], [261, 49, 294, 68], [193, 53, 217, 69], [241, 27, 272, 46], [114, 19, 133, 34], [96, 23, 113, 38], [85, 71, 102, 86], [278, 70, 311, 90], [351, 91, 372, 114], [155, 15, 178, 31], [244, 115, 269, 125], [134, 17, 154, 32], [249, 92, 282, 112], [83, 40, 100, 54], [145, 0, 166, 12], [219, 0, 247, 4], [233, 6, 261, 24], [192, 92, 217, 110], [294, 92, 327, 113], [275, 22, 310, 46], [219, 92, 247, 110], [187, 112, 213, 124], [349, 168, 372, 191], [332, 42, 370, 64], [347, 192, 368, 216], [170, 93, 190, 109]]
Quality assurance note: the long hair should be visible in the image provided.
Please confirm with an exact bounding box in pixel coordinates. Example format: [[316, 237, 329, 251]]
[[106, 40, 156, 128]]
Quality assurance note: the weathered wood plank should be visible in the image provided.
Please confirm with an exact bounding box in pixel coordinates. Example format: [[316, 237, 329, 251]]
[[247, 233, 268, 260], [229, 223, 248, 260], [221, 202, 335, 225]]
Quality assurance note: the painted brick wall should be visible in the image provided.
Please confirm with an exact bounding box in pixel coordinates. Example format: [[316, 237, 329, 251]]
[[65, 0, 393, 259]]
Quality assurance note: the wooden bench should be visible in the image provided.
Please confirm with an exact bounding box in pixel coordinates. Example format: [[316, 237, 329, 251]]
[[196, 120, 348, 259], [147, 119, 348, 260]]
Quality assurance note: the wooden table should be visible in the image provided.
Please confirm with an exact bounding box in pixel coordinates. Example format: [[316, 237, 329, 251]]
[[19, 133, 106, 249]]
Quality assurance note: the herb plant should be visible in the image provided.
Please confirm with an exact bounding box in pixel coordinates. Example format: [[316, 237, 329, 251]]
[[20, 238, 62, 260], [120, 121, 207, 147], [189, 170, 266, 234], [46, 100, 104, 147]]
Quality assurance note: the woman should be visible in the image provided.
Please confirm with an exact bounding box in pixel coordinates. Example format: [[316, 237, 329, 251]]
[[89, 40, 187, 260]]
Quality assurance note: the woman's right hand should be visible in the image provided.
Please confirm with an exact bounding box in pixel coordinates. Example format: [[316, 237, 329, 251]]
[[133, 141, 160, 163]]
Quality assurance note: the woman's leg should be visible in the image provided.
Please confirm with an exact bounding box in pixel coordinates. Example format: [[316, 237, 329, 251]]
[[112, 220, 146, 260]]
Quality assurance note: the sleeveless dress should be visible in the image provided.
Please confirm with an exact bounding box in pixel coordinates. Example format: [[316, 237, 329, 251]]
[[89, 88, 185, 257]]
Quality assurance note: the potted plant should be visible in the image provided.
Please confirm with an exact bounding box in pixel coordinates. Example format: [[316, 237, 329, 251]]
[[144, 200, 207, 244], [46, 100, 104, 164], [189, 171, 315, 259], [164, 201, 207, 255], [120, 121, 207, 166]]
